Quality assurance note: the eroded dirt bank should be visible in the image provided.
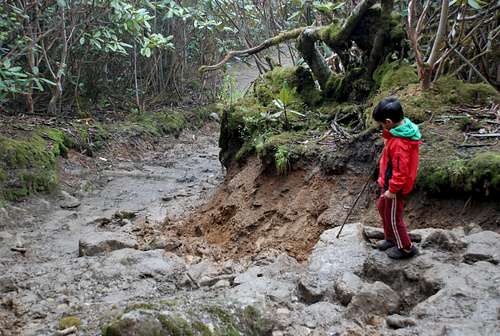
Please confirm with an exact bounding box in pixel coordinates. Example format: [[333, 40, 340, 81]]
[[167, 152, 500, 263]]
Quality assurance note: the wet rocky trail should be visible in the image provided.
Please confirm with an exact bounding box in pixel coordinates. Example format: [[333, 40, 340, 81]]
[[0, 126, 224, 335]]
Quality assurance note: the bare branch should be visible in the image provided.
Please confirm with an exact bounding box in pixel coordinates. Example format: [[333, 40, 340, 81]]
[[199, 28, 305, 73], [427, 0, 449, 66]]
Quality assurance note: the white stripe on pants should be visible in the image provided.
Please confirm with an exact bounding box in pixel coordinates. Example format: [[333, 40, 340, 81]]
[[391, 196, 402, 248]]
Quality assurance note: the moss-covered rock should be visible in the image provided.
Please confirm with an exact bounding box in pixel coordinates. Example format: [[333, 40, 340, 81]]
[[101, 304, 269, 336], [0, 134, 59, 200], [59, 316, 81, 330]]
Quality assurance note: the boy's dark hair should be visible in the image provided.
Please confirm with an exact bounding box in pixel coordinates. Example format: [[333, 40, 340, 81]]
[[372, 96, 404, 123]]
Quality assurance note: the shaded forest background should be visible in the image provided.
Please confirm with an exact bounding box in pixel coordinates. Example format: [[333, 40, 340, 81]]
[[0, 0, 498, 117]]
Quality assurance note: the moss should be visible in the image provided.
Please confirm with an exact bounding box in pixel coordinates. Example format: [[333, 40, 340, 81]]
[[0, 134, 59, 200], [191, 321, 214, 336], [466, 152, 500, 196], [433, 76, 499, 105], [319, 22, 341, 42], [373, 61, 419, 91], [418, 152, 500, 197], [324, 73, 345, 101], [258, 66, 321, 107], [158, 315, 194, 336], [366, 72, 499, 127], [125, 303, 156, 313], [102, 318, 163, 336], [59, 316, 81, 330]]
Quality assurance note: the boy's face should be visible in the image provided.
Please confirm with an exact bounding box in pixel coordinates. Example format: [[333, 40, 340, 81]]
[[379, 118, 396, 130]]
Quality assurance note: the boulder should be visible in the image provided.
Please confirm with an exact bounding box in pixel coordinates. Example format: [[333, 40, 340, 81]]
[[334, 272, 364, 306], [301, 224, 368, 302], [346, 281, 400, 320], [78, 231, 138, 256], [102, 310, 163, 336], [463, 231, 500, 264], [420, 229, 466, 252]]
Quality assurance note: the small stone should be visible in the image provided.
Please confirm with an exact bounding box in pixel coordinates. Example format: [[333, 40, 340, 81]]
[[0, 276, 16, 293], [386, 314, 416, 329], [162, 195, 175, 202], [212, 279, 230, 288], [78, 232, 138, 256], [59, 191, 81, 209]]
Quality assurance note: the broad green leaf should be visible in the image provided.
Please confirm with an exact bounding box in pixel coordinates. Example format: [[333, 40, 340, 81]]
[[467, 0, 481, 9]]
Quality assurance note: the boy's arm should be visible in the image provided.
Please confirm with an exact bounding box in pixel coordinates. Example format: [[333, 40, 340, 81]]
[[388, 141, 411, 194]]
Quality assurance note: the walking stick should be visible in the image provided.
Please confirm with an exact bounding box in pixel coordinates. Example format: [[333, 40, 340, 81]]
[[336, 149, 382, 239]]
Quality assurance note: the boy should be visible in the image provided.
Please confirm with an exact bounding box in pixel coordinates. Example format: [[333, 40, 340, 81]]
[[372, 97, 421, 259]]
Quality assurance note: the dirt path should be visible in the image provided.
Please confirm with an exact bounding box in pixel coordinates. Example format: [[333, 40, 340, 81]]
[[0, 126, 223, 335]]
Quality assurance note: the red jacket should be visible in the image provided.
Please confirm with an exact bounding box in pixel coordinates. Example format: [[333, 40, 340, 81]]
[[378, 129, 421, 195]]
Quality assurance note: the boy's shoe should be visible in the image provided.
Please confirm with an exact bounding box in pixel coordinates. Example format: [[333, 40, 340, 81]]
[[387, 245, 419, 259], [376, 240, 396, 251]]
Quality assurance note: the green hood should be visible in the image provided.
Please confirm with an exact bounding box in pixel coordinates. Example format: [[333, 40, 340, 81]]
[[390, 117, 421, 141]]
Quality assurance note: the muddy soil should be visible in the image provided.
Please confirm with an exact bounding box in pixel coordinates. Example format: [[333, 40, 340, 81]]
[[0, 125, 223, 335], [167, 155, 500, 263]]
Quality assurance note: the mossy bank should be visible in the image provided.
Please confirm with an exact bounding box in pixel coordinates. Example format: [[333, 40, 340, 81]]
[[219, 62, 500, 197], [0, 108, 210, 202]]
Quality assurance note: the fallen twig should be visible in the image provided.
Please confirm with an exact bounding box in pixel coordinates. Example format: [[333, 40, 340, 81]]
[[456, 143, 497, 148], [468, 133, 500, 138], [10, 247, 27, 254]]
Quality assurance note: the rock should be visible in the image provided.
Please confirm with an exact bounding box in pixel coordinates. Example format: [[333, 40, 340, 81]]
[[334, 272, 364, 306], [162, 195, 174, 202], [103, 249, 187, 284], [298, 276, 325, 304], [0, 276, 16, 293], [302, 302, 342, 329], [465, 222, 482, 235], [187, 260, 219, 283], [0, 231, 13, 242], [463, 231, 500, 264], [346, 281, 400, 320], [363, 226, 422, 242], [301, 224, 368, 302], [102, 310, 163, 336], [229, 277, 296, 306], [78, 232, 138, 256], [411, 260, 499, 333], [386, 314, 416, 329], [421, 229, 466, 252], [59, 191, 81, 209], [212, 279, 231, 289]]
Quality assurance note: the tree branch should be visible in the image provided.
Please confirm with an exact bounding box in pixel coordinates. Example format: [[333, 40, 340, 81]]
[[427, 0, 449, 66], [199, 28, 305, 73]]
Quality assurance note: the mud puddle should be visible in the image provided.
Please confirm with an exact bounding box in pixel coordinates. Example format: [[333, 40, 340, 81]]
[[0, 126, 223, 335]]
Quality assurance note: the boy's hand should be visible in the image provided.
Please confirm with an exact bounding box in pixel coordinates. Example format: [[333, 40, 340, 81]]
[[384, 190, 396, 199]]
